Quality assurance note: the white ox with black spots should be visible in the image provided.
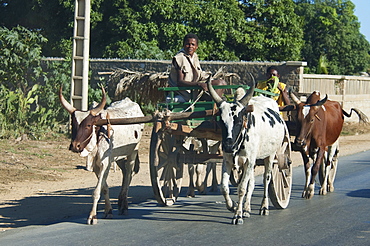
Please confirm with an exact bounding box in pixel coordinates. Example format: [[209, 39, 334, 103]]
[[207, 79, 287, 225], [59, 87, 143, 225]]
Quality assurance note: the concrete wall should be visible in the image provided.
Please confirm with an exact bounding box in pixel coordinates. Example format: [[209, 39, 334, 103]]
[[301, 75, 370, 122]]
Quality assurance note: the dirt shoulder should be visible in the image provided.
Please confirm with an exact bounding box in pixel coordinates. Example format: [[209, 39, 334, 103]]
[[0, 124, 370, 231]]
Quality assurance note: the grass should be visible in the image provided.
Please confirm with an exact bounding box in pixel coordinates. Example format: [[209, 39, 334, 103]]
[[0, 136, 85, 190]]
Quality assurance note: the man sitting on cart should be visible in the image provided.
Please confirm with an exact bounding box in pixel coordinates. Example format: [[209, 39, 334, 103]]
[[168, 33, 227, 102]]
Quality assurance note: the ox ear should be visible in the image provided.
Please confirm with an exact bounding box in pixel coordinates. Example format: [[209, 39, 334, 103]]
[[206, 74, 224, 106], [90, 86, 107, 116], [59, 86, 76, 114], [239, 73, 255, 106]]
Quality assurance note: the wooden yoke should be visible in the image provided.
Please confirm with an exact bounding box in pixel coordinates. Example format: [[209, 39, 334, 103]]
[[155, 105, 254, 140], [95, 104, 254, 141]]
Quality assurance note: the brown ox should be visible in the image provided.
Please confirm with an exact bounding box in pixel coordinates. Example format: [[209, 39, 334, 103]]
[[60, 87, 143, 224], [290, 91, 367, 199]]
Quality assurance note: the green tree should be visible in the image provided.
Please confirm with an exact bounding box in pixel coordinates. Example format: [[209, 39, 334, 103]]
[[0, 0, 304, 62], [0, 26, 72, 138], [1, 0, 368, 74], [239, 0, 304, 61], [93, 0, 252, 61], [0, 0, 74, 57], [92, 0, 304, 62], [0, 26, 47, 94], [295, 0, 370, 74]]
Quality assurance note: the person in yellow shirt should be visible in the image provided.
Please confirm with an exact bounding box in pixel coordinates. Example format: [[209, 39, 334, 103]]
[[256, 66, 290, 108]]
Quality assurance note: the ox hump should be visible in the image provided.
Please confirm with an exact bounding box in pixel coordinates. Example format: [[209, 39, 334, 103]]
[[250, 96, 279, 112], [103, 98, 144, 119]]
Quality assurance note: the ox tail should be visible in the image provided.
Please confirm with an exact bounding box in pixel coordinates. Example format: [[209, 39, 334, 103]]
[[134, 154, 140, 174], [342, 108, 369, 124]]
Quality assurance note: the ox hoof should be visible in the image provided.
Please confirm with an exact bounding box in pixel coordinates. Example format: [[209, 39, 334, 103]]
[[242, 211, 251, 218], [259, 208, 269, 216], [119, 209, 128, 216], [187, 190, 195, 198], [199, 189, 207, 195], [105, 213, 113, 219], [197, 184, 205, 193], [303, 191, 314, 199], [105, 209, 114, 219], [87, 216, 98, 225], [305, 184, 315, 199], [232, 217, 243, 225], [319, 188, 327, 196], [328, 185, 335, 192]]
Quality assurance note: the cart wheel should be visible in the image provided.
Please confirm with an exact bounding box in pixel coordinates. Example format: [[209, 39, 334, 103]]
[[269, 135, 292, 209], [149, 126, 184, 206]]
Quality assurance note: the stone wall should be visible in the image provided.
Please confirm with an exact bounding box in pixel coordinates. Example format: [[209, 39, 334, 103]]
[[89, 58, 306, 92]]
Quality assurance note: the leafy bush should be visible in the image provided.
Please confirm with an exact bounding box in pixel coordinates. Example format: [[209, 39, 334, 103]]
[[0, 26, 71, 139], [0, 84, 41, 138], [0, 26, 47, 93]]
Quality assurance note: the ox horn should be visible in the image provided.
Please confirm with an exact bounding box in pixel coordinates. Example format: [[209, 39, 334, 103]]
[[289, 90, 301, 105], [239, 73, 255, 106], [206, 75, 224, 106], [90, 86, 107, 116], [59, 86, 76, 114], [311, 94, 328, 107]]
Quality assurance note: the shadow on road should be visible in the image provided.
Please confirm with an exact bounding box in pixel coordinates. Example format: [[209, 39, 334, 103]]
[[347, 189, 370, 198], [1, 182, 309, 230], [0, 185, 154, 230]]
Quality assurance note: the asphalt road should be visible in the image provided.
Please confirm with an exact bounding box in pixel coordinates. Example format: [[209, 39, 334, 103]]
[[1, 150, 370, 246]]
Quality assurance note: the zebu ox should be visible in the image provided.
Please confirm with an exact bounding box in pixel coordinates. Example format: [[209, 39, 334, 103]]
[[207, 79, 287, 225], [290, 91, 367, 199], [59, 87, 143, 225]]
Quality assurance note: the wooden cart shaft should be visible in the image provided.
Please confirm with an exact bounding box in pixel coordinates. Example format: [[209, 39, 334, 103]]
[[95, 105, 253, 126], [95, 108, 221, 126]]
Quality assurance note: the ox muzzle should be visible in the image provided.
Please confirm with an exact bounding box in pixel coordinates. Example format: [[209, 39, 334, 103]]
[[69, 141, 85, 153], [69, 126, 96, 153]]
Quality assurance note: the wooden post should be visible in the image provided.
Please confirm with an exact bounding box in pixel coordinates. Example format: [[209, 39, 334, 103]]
[[70, 0, 90, 110]]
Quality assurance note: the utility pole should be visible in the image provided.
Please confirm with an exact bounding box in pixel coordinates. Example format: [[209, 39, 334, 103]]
[[70, 0, 90, 110]]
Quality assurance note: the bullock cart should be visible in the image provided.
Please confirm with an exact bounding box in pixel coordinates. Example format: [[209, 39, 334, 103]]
[[96, 85, 292, 209]]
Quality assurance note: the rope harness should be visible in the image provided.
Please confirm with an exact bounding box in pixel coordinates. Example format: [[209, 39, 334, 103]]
[[80, 131, 94, 146], [180, 90, 206, 113], [81, 113, 112, 148]]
